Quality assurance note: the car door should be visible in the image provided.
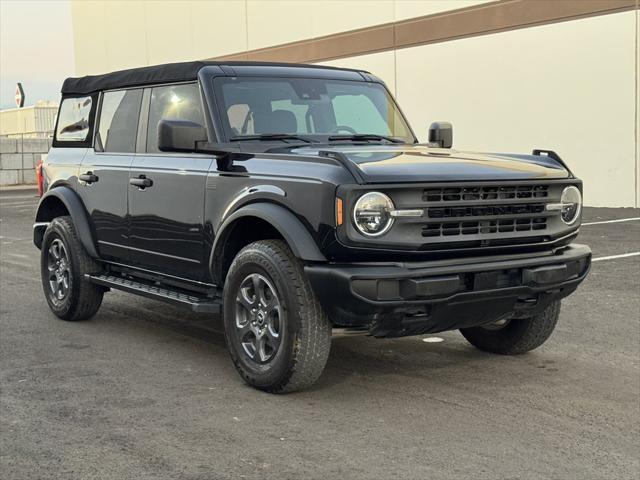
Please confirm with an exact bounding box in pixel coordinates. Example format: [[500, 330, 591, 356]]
[[127, 83, 213, 281], [78, 88, 143, 262]]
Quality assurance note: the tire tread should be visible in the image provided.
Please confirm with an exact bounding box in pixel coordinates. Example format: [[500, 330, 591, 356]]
[[41, 216, 103, 321]]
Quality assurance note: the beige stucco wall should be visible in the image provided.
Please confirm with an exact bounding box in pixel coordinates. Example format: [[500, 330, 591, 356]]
[[69, 0, 638, 207], [636, 4, 640, 208], [70, 0, 491, 75]]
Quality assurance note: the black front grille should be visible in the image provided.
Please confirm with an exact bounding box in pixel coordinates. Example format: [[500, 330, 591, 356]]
[[423, 185, 549, 202], [422, 217, 548, 237], [416, 183, 556, 240], [428, 203, 546, 219]]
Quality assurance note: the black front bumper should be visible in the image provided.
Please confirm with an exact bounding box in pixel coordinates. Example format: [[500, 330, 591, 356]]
[[305, 244, 591, 337]]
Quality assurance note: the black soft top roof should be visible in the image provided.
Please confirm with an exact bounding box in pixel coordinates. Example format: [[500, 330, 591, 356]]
[[61, 61, 368, 95]]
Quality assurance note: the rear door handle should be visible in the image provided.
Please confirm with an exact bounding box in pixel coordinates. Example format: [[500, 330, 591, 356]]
[[129, 175, 153, 189], [79, 171, 99, 184]]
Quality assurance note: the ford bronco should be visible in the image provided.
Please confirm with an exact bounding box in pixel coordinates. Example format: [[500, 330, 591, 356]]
[[35, 61, 591, 392]]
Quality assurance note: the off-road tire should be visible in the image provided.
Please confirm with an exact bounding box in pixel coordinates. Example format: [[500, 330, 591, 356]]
[[223, 240, 331, 393], [40, 216, 104, 321], [460, 301, 561, 355]]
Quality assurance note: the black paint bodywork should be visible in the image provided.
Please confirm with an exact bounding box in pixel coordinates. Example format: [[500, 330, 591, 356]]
[[35, 62, 591, 336]]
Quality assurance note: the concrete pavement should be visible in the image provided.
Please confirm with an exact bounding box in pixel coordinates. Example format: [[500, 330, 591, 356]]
[[1, 190, 638, 480]]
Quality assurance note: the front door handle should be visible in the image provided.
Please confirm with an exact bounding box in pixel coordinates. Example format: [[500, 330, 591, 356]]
[[79, 171, 99, 184], [129, 175, 153, 189]]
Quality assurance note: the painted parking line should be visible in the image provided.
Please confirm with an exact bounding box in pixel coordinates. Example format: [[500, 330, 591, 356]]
[[0, 194, 38, 200], [0, 202, 38, 208], [0, 197, 39, 205], [582, 217, 640, 226], [592, 252, 640, 262]]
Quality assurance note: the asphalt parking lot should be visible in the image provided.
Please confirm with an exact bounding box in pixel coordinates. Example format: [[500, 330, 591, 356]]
[[1, 188, 638, 480]]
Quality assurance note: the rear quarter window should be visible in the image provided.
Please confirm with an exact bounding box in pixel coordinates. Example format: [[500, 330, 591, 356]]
[[53, 95, 97, 147]]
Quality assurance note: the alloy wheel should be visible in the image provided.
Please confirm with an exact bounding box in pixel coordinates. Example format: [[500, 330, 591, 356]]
[[47, 238, 70, 305], [235, 273, 283, 364]]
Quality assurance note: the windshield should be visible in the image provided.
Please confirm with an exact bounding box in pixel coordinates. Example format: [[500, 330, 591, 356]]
[[213, 77, 414, 143]]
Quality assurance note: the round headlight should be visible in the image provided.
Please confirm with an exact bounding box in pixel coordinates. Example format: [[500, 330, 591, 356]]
[[560, 186, 582, 224], [353, 192, 394, 236]]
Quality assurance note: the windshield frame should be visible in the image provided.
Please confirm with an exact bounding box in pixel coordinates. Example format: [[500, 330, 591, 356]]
[[210, 75, 417, 146]]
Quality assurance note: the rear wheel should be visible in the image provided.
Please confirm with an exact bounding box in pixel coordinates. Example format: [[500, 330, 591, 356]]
[[223, 240, 331, 393], [40, 216, 104, 321], [460, 301, 561, 355]]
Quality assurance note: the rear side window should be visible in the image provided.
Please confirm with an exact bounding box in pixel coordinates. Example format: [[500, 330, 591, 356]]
[[146, 83, 205, 153], [96, 89, 143, 153], [55, 96, 93, 142]]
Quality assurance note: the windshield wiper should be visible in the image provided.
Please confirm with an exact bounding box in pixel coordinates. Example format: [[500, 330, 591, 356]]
[[229, 134, 317, 143], [327, 134, 404, 144]]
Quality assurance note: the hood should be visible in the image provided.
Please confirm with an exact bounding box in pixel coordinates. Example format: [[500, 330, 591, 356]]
[[293, 144, 570, 184]]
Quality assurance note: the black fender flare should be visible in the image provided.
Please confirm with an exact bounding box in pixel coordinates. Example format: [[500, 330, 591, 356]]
[[34, 186, 99, 258], [210, 202, 326, 280]]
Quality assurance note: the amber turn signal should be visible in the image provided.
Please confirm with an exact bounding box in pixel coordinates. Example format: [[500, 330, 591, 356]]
[[335, 197, 343, 226]]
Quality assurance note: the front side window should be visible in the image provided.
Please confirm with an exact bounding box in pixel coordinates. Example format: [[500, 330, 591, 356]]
[[56, 96, 93, 141], [97, 89, 142, 153], [146, 83, 205, 153], [214, 77, 413, 142]]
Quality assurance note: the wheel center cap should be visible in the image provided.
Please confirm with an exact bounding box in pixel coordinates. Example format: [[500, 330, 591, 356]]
[[257, 311, 266, 325]]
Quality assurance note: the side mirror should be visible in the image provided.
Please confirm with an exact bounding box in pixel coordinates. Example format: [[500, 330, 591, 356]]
[[158, 118, 208, 152], [428, 121, 453, 148]]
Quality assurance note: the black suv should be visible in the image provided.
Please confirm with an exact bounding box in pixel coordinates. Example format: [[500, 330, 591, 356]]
[[35, 61, 591, 392]]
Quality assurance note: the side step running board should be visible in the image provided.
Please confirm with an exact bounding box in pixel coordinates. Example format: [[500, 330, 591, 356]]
[[86, 274, 222, 313]]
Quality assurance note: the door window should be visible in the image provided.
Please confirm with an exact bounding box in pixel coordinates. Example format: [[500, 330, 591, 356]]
[[96, 89, 143, 152], [146, 83, 205, 153]]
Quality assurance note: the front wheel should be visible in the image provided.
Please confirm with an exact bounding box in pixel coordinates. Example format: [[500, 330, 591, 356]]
[[460, 301, 561, 355], [223, 240, 331, 393]]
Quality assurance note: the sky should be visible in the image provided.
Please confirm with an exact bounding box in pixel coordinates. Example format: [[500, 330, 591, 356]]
[[0, 0, 75, 109]]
